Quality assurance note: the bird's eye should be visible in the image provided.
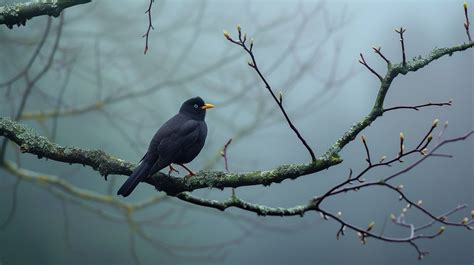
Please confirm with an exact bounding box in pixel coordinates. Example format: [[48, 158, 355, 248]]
[[194, 104, 198, 109]]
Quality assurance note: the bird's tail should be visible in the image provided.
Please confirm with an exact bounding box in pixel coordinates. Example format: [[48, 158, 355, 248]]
[[117, 161, 152, 197]]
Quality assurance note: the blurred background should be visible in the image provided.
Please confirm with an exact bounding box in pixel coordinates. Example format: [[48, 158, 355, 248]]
[[0, 0, 472, 264]]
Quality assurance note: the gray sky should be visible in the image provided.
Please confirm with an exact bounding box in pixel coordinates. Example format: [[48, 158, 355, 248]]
[[0, 1, 472, 264]]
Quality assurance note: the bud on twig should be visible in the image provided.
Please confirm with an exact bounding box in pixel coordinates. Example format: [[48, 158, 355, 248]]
[[421, 148, 428, 155], [427, 134, 433, 143], [439, 226, 445, 234], [223, 30, 231, 40], [367, 221, 375, 231], [399, 132, 405, 157], [390, 214, 396, 221], [379, 155, 386, 163]]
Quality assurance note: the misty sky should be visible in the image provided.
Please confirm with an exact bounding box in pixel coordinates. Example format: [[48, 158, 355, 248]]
[[0, 1, 472, 264]]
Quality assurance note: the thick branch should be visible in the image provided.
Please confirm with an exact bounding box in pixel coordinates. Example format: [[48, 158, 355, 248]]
[[0, 0, 91, 28], [0, 117, 134, 177], [0, 117, 342, 195]]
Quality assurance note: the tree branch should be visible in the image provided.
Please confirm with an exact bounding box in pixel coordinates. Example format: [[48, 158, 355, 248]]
[[0, 0, 91, 28], [143, 0, 155, 54], [0, 117, 342, 195], [224, 27, 317, 162], [383, 100, 452, 113], [0, 117, 134, 177], [325, 40, 473, 157], [176, 192, 315, 216]]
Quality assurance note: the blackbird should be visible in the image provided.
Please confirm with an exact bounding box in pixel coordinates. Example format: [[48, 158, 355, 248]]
[[117, 97, 214, 197]]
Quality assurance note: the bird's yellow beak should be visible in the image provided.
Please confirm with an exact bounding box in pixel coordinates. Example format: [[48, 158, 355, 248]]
[[201, 103, 215, 110]]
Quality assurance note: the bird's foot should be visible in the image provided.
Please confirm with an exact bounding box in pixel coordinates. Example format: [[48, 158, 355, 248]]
[[168, 165, 180, 176], [184, 172, 195, 180], [179, 164, 196, 179]]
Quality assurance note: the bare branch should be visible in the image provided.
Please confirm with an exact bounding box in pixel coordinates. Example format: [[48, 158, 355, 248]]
[[384, 100, 452, 113], [464, 1, 472, 42], [143, 0, 155, 54], [359, 53, 383, 81], [372, 46, 391, 64], [395, 27, 407, 66], [220, 138, 232, 172], [360, 135, 371, 166], [224, 27, 317, 162]]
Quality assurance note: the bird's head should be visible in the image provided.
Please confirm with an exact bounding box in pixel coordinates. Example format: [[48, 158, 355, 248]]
[[179, 97, 214, 120]]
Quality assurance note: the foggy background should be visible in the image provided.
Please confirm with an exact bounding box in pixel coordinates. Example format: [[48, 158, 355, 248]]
[[0, 0, 472, 264]]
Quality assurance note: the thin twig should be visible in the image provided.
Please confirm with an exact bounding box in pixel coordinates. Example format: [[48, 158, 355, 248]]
[[360, 135, 371, 166], [372, 46, 391, 64], [398, 132, 404, 157], [220, 138, 232, 172], [415, 119, 438, 150], [384, 100, 452, 113], [224, 28, 316, 161], [464, 1, 472, 42], [395, 27, 407, 66], [143, 0, 155, 54], [358, 53, 383, 81]]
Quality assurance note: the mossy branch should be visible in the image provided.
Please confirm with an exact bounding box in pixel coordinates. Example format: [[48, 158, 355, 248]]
[[0, 0, 91, 28], [0, 117, 133, 177], [0, 117, 342, 195], [324, 41, 474, 157], [176, 191, 316, 216]]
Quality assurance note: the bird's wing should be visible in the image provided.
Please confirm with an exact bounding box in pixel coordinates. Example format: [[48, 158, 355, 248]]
[[149, 119, 201, 174]]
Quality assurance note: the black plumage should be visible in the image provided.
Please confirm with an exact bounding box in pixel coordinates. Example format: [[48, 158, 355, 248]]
[[117, 97, 214, 197]]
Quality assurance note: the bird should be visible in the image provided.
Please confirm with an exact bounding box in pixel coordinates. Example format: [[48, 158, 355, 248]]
[[117, 97, 214, 197]]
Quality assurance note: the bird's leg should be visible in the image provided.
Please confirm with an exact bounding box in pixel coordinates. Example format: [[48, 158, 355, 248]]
[[168, 164, 179, 176], [178, 163, 195, 178]]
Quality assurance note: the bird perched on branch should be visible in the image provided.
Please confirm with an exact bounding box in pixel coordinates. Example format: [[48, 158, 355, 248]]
[[117, 97, 214, 197]]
